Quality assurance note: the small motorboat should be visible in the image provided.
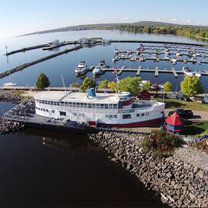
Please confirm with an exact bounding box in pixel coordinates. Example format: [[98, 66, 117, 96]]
[[99, 60, 109, 68], [92, 66, 104, 75], [75, 61, 88, 74]]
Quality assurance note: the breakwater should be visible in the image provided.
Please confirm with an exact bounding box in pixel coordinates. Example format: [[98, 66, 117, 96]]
[[0, 117, 24, 134], [0, 45, 82, 80], [0, 91, 22, 103], [5, 41, 79, 56], [88, 130, 208, 207]]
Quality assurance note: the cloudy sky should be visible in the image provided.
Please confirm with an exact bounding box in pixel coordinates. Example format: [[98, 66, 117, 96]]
[[0, 0, 208, 39]]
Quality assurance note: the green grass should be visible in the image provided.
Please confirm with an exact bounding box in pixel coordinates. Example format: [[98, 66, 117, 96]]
[[182, 120, 208, 136], [158, 98, 208, 111]]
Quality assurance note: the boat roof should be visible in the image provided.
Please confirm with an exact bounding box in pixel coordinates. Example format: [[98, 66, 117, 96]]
[[34, 91, 120, 104]]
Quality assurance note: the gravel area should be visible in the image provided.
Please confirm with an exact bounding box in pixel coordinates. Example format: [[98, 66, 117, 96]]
[[174, 145, 208, 171]]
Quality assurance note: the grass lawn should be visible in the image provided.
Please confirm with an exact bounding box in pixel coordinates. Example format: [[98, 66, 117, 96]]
[[158, 98, 208, 111], [182, 120, 208, 136]]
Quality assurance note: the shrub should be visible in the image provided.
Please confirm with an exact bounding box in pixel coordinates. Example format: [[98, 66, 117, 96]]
[[153, 149, 163, 159], [144, 129, 184, 158], [141, 137, 153, 150]]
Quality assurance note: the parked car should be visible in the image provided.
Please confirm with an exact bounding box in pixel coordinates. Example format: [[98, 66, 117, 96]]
[[168, 108, 193, 118]]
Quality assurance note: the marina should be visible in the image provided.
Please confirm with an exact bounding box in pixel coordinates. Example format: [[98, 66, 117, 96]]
[[1, 30, 208, 207]]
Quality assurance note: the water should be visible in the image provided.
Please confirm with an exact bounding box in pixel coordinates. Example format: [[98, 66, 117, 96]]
[[0, 30, 207, 206], [0, 102, 169, 207], [0, 30, 208, 91]]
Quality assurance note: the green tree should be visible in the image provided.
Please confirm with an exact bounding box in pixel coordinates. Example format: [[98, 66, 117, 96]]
[[79, 77, 96, 92], [70, 82, 79, 87], [98, 79, 109, 89], [180, 76, 204, 97], [35, 72, 50, 90], [143, 80, 151, 91], [119, 77, 142, 96], [163, 81, 172, 93]]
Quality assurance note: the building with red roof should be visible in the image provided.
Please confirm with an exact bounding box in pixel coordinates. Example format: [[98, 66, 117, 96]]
[[165, 112, 184, 134]]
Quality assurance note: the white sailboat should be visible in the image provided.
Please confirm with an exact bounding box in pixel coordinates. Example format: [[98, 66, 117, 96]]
[[4, 48, 17, 87]]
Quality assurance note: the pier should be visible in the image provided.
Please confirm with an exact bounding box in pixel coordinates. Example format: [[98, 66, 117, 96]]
[[0, 45, 82, 79], [89, 66, 208, 77], [5, 41, 79, 56]]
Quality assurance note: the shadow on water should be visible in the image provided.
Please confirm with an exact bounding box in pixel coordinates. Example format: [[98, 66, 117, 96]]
[[0, 127, 168, 207]]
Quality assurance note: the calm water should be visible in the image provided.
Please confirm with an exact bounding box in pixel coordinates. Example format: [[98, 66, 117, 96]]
[[0, 30, 208, 92], [0, 102, 169, 207], [0, 30, 207, 207]]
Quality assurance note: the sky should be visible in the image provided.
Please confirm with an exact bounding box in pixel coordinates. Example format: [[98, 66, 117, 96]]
[[0, 0, 208, 39]]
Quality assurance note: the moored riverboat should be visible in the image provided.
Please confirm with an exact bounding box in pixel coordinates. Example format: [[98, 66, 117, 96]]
[[34, 88, 165, 127]]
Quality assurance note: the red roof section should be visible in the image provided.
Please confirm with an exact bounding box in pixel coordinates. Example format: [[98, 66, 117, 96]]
[[138, 90, 151, 99], [165, 112, 185, 126]]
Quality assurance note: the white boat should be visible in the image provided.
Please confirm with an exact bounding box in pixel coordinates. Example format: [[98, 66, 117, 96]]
[[176, 51, 181, 57], [182, 66, 201, 78], [98, 60, 109, 68], [34, 88, 165, 127], [3, 82, 16, 87], [75, 61, 88, 74], [92, 66, 104, 75], [171, 57, 177, 64]]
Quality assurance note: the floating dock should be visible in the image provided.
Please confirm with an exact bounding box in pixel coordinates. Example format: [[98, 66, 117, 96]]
[[89, 66, 208, 77]]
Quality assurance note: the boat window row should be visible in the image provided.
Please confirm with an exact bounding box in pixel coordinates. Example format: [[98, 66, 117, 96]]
[[136, 112, 149, 117], [105, 114, 118, 119], [36, 107, 55, 113], [36, 99, 118, 109]]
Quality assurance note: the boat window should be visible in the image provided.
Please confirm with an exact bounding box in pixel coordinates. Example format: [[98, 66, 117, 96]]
[[146, 112, 149, 116], [88, 103, 92, 108], [137, 113, 140, 117], [60, 111, 66, 116], [109, 104, 113, 109], [69, 102, 72, 106], [92, 104, 96, 108], [113, 104, 117, 109], [110, 115, 113, 118], [96, 104, 100, 108], [61, 102, 65, 106], [80, 103, 83, 107], [105, 115, 109, 118], [141, 113, 144, 116], [51, 110, 55, 113], [72, 103, 76, 107], [114, 115, 117, 118], [83, 103, 87, 108], [77, 103, 80, 107], [101, 104, 104, 108], [105, 104, 108, 109], [123, 114, 131, 119]]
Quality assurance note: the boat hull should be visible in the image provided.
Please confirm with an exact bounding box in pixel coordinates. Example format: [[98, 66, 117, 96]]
[[96, 117, 162, 127]]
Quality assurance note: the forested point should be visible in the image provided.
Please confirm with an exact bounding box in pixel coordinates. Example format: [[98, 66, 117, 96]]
[[92, 24, 208, 41]]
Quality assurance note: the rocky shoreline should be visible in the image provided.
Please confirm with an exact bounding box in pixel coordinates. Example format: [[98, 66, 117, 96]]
[[0, 117, 24, 134], [0, 91, 22, 103], [88, 130, 208, 207]]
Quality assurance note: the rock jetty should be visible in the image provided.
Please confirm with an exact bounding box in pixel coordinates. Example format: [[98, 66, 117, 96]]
[[0, 91, 22, 103], [88, 130, 208, 207], [0, 118, 24, 134]]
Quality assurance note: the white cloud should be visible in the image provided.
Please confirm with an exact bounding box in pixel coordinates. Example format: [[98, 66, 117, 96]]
[[122, 17, 129, 20], [171, 19, 177, 22], [155, 18, 161, 22]]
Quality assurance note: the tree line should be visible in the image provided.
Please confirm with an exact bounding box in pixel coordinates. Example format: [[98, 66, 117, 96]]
[[93, 24, 208, 42], [35, 72, 204, 98]]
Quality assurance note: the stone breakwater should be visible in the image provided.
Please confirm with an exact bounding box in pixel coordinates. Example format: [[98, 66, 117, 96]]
[[0, 118, 24, 134], [0, 91, 22, 103], [88, 131, 208, 207]]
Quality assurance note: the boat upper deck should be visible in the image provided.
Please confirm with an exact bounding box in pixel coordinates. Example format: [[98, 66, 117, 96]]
[[34, 91, 120, 104]]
